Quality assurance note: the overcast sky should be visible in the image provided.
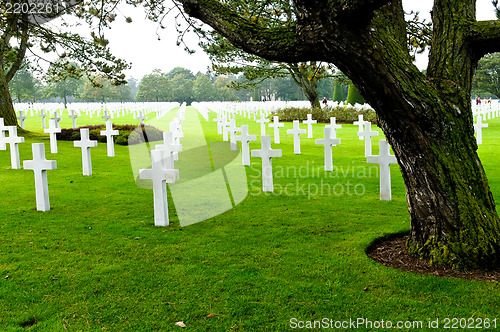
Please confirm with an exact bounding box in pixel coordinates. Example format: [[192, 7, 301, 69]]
[[39, 0, 500, 80]]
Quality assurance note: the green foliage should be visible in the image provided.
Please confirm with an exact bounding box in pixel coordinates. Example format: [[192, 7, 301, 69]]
[[59, 124, 163, 146], [333, 81, 345, 102], [8, 64, 40, 102], [346, 84, 366, 105], [270, 105, 377, 124], [472, 53, 500, 98]]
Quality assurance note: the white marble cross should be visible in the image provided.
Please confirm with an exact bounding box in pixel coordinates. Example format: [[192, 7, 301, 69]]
[[5, 126, 25, 169], [367, 139, 398, 201], [256, 113, 269, 136], [17, 111, 27, 129], [100, 121, 119, 157], [155, 131, 182, 169], [213, 112, 223, 134], [74, 128, 98, 176], [251, 135, 282, 192], [51, 111, 62, 128], [234, 125, 257, 166], [38, 110, 47, 129], [474, 115, 488, 145], [220, 114, 231, 141], [44, 119, 61, 154], [139, 149, 179, 226], [325, 117, 342, 139], [228, 118, 241, 150], [287, 120, 307, 154], [102, 110, 111, 122], [69, 110, 79, 129], [353, 114, 365, 140], [358, 121, 379, 157], [0, 118, 7, 150], [303, 114, 317, 138], [23, 143, 57, 211], [315, 127, 341, 171], [268, 115, 285, 144], [135, 111, 147, 125]]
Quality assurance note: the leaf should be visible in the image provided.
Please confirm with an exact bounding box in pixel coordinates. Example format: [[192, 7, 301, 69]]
[[175, 321, 186, 328], [207, 313, 215, 318]]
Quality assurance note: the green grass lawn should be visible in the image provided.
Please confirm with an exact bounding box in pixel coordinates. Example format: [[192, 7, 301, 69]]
[[1, 106, 499, 331]]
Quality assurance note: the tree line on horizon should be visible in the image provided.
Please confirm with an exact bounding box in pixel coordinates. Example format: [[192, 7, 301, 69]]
[[9, 63, 355, 106]]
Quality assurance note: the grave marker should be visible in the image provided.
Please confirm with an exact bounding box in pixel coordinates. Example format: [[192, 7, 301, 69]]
[[44, 119, 61, 154], [358, 121, 379, 157], [256, 113, 269, 136], [23, 143, 57, 211], [69, 110, 79, 129], [0, 118, 7, 150], [474, 115, 488, 145], [303, 114, 317, 138], [5, 126, 24, 169], [353, 115, 365, 140], [268, 116, 285, 144], [287, 120, 307, 154], [74, 128, 98, 176], [139, 149, 179, 226], [228, 118, 241, 150], [251, 135, 282, 192], [367, 139, 398, 201], [234, 125, 257, 166], [17, 111, 27, 129], [39, 110, 47, 129], [100, 121, 119, 157], [51, 111, 62, 128], [325, 117, 342, 139], [155, 131, 182, 169], [135, 111, 147, 125], [315, 127, 341, 171]]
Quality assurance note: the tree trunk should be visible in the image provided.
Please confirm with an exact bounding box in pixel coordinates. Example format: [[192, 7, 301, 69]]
[[302, 82, 321, 109], [336, 1, 500, 269], [0, 72, 18, 126]]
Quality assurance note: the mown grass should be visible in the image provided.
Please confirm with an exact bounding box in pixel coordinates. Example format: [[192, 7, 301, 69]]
[[1, 106, 499, 331]]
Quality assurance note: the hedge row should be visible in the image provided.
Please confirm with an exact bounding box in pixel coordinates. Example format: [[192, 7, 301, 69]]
[[269, 105, 377, 124], [59, 124, 164, 146]]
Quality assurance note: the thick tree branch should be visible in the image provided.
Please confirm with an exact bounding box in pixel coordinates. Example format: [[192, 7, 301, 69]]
[[5, 16, 29, 83], [469, 20, 500, 56], [176, 0, 317, 62]]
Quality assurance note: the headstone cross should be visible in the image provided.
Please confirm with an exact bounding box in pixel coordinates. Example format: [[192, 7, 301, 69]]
[[251, 135, 282, 192], [74, 128, 98, 176], [367, 139, 398, 201], [23, 143, 57, 211]]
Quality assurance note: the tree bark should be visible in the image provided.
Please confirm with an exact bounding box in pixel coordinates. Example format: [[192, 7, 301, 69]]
[[178, 0, 500, 269], [0, 71, 18, 126]]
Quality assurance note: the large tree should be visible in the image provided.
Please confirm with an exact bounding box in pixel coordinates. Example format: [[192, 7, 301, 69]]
[[171, 0, 500, 269], [0, 0, 131, 126]]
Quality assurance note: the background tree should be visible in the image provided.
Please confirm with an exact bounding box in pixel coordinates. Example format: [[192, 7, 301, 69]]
[[193, 73, 217, 101], [44, 61, 84, 108], [0, 0, 135, 126], [135, 69, 171, 102], [202, 34, 335, 108], [472, 53, 500, 98], [332, 81, 345, 102], [173, 0, 500, 269], [8, 62, 39, 103], [346, 84, 366, 105]]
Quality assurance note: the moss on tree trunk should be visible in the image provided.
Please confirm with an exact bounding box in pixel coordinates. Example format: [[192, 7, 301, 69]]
[[0, 72, 18, 127]]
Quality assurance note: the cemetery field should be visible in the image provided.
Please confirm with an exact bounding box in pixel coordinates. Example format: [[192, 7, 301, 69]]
[[1, 106, 500, 331]]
